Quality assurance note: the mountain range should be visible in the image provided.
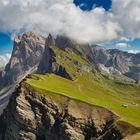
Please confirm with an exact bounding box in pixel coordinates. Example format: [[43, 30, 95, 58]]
[[0, 32, 140, 140], [1, 32, 140, 89], [92, 45, 140, 83]]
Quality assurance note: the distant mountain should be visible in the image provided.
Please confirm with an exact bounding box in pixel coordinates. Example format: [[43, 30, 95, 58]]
[[91, 45, 140, 83]]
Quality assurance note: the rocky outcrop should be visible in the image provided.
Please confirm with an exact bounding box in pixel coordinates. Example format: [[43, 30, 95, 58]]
[[0, 82, 129, 140], [0, 32, 45, 87]]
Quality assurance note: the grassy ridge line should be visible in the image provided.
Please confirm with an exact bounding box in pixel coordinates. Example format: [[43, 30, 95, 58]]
[[26, 74, 140, 128]]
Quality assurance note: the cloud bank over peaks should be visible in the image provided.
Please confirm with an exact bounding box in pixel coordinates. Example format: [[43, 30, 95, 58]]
[[0, 0, 139, 44]]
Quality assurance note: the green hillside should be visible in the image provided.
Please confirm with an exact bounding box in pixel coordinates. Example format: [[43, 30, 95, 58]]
[[27, 74, 140, 127], [26, 45, 140, 132]]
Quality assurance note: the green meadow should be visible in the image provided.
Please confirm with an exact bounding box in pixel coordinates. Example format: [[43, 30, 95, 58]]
[[27, 73, 140, 128]]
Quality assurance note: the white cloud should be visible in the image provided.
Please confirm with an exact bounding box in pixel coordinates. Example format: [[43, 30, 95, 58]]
[[0, 54, 11, 67], [116, 43, 129, 48], [0, 0, 139, 44], [112, 0, 140, 39], [128, 50, 140, 54], [0, 0, 121, 44]]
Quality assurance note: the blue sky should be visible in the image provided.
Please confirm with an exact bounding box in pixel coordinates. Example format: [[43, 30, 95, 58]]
[[74, 0, 112, 11], [0, 0, 140, 55], [104, 39, 140, 53], [0, 33, 13, 54]]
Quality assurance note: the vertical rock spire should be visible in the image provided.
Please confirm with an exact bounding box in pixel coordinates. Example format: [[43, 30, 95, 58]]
[[37, 34, 56, 74]]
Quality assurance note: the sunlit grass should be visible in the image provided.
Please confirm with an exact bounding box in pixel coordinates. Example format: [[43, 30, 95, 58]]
[[27, 73, 140, 128]]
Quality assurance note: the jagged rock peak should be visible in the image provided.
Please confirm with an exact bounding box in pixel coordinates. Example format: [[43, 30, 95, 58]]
[[0, 32, 45, 87], [45, 34, 56, 48], [14, 32, 45, 44]]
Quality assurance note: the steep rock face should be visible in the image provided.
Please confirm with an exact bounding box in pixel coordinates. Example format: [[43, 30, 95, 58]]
[[0, 32, 45, 87], [37, 34, 56, 74], [0, 82, 127, 140], [38, 35, 73, 80], [92, 45, 140, 82]]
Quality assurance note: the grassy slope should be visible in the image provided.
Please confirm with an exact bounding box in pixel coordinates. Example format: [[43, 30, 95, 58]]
[[27, 74, 140, 127], [26, 46, 140, 130]]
